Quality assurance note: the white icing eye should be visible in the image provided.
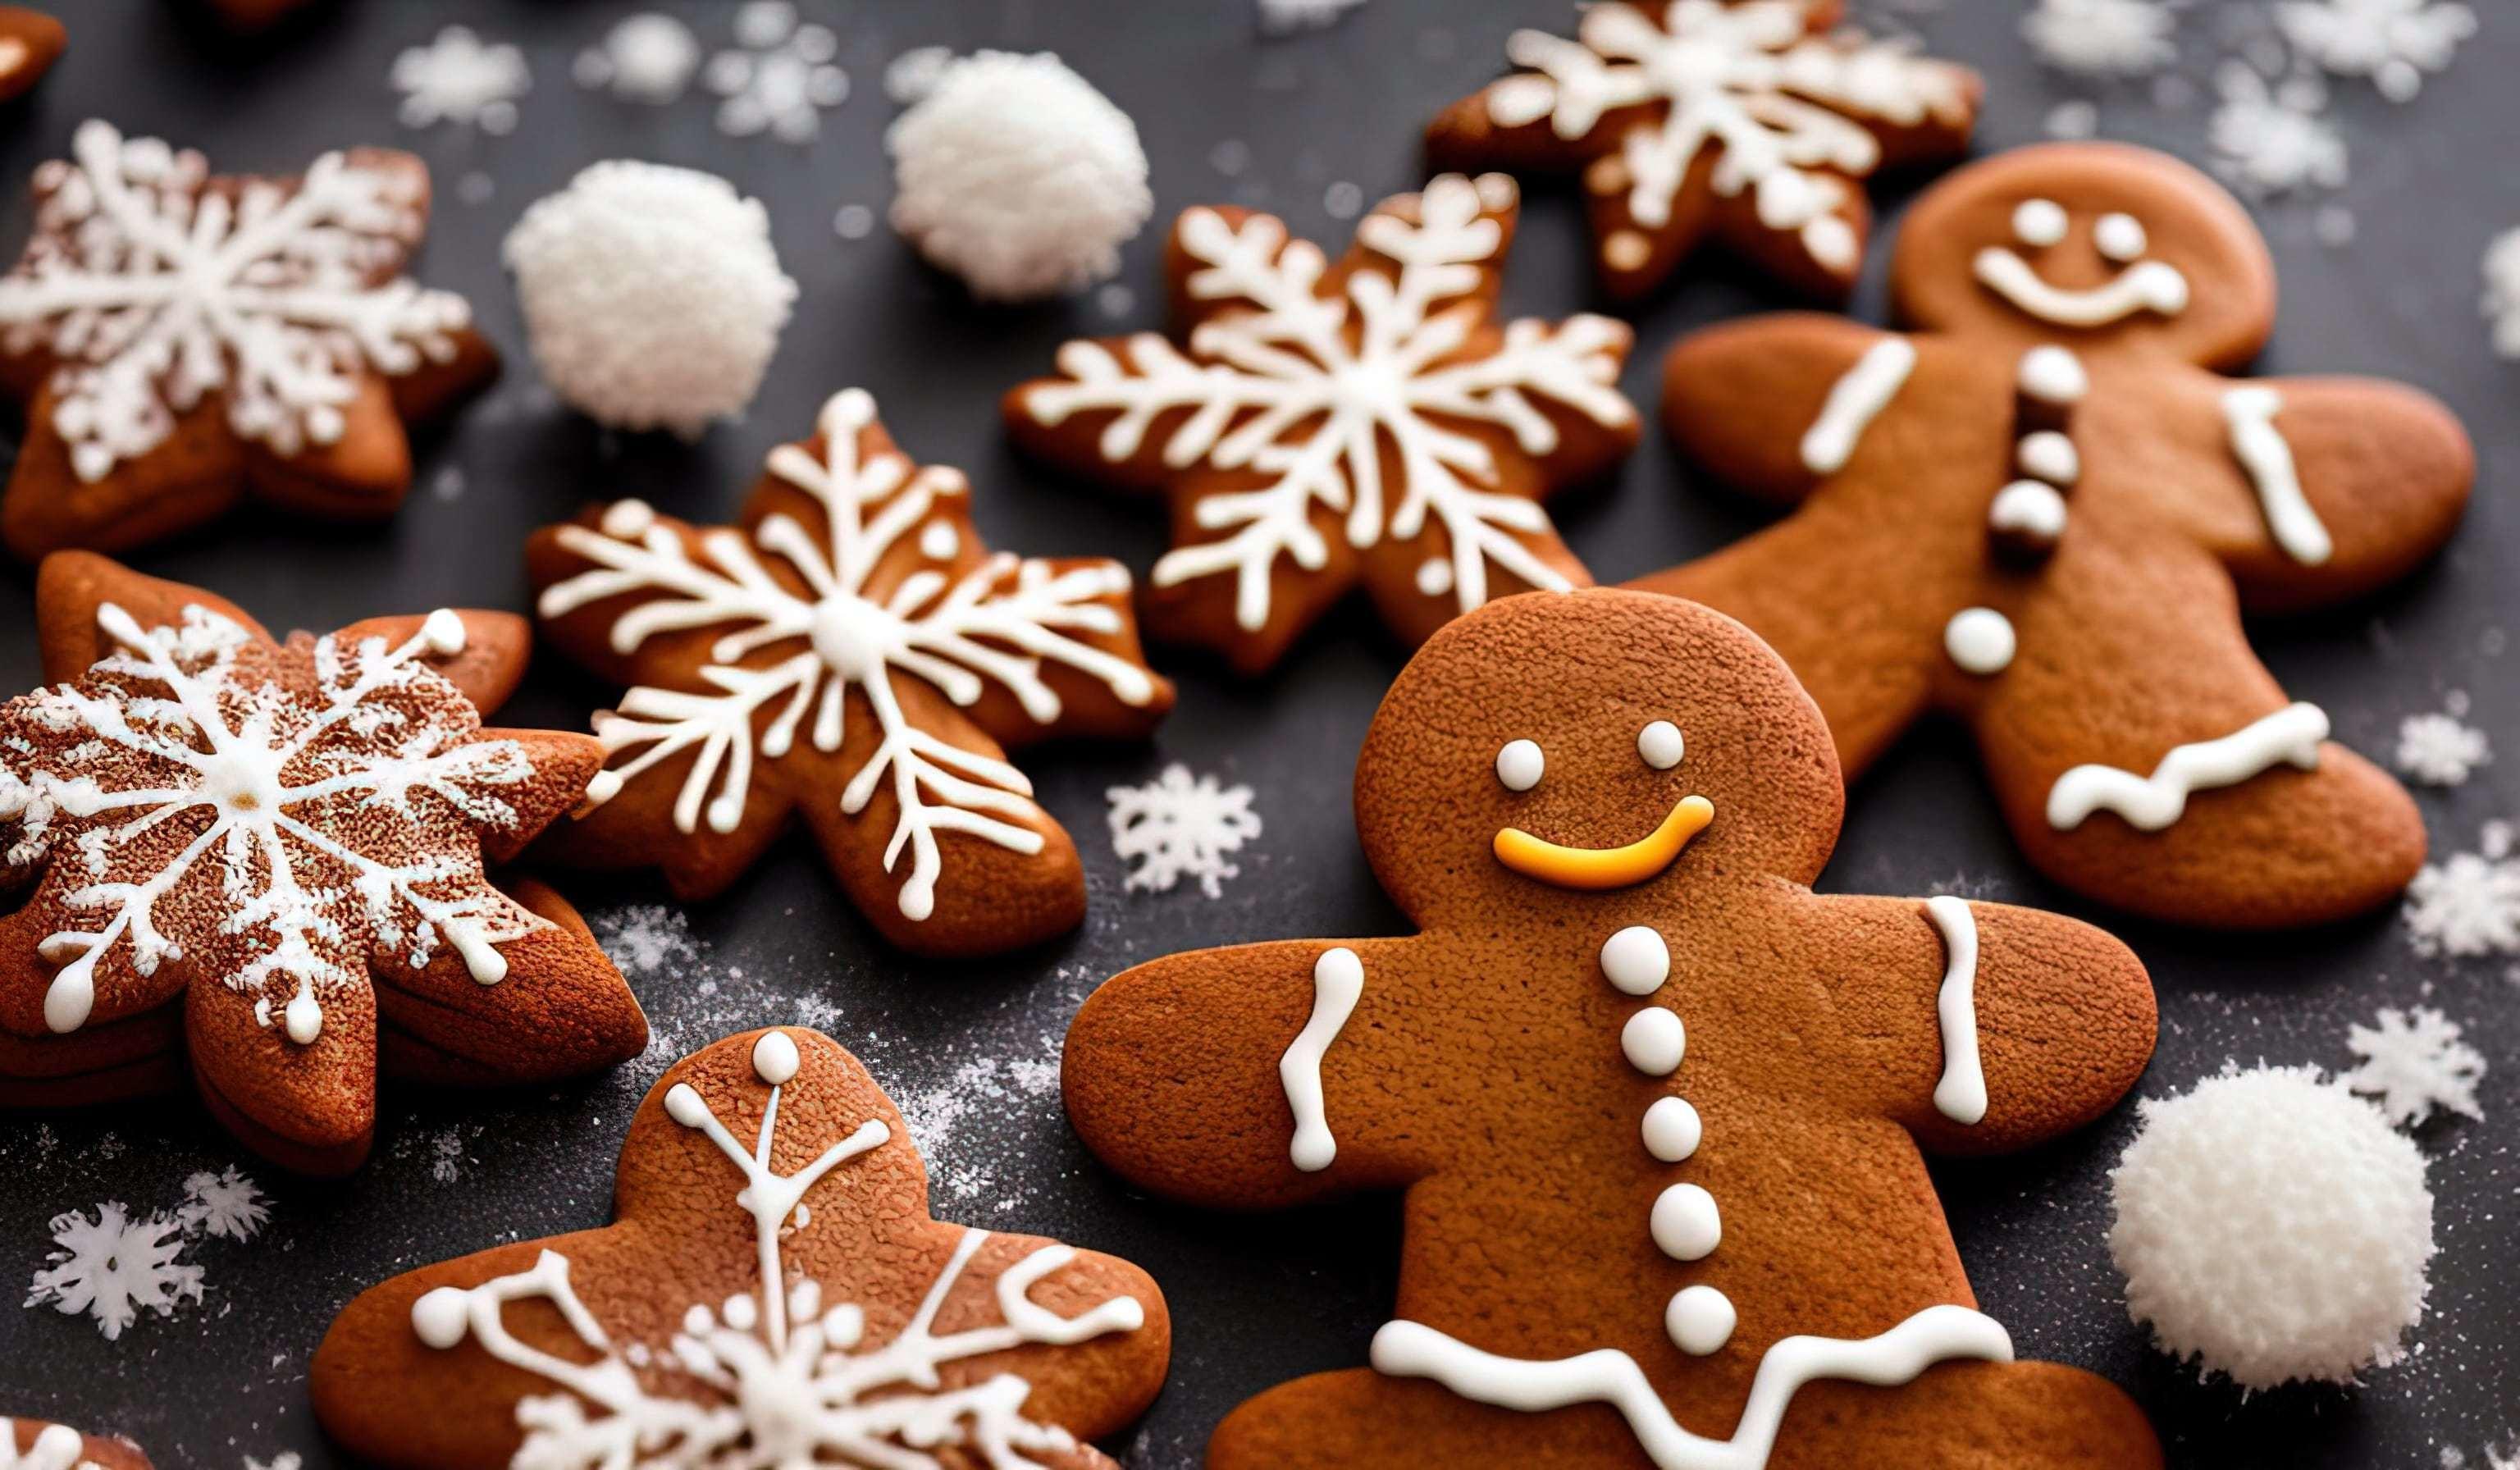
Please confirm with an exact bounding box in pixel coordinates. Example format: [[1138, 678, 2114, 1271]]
[[1637, 721, 1685, 770], [1495, 738, 1544, 792], [2094, 212, 2148, 262], [2011, 198, 2068, 249]]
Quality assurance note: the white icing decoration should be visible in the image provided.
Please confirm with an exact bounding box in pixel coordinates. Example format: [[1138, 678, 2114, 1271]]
[[1942, 608, 2016, 677], [1369, 1305, 2014, 1470], [409, 1039, 1143, 1467], [1621, 1007, 1685, 1075], [2221, 386, 2334, 566], [1018, 175, 1632, 632], [2011, 198, 2068, 248], [917, 518, 959, 561], [1415, 557, 1454, 598], [1664, 1285, 1736, 1357], [1637, 721, 1686, 771], [2015, 345, 2088, 404], [751, 1029, 801, 1085], [1641, 1096, 1702, 1163], [1600, 925, 1670, 997], [2047, 702, 2329, 832], [0, 1424, 103, 1470], [1, 602, 541, 1043], [1988, 480, 2069, 545], [2093, 211, 2148, 262], [2015, 429, 2080, 485], [1486, 2, 1972, 272], [1281, 947, 1365, 1172], [0, 121, 472, 482], [1920, 895, 1987, 1126], [539, 388, 1158, 921], [1974, 245, 2189, 327], [1650, 1182, 1721, 1261], [1797, 336, 1915, 475], [1495, 737, 1545, 792]]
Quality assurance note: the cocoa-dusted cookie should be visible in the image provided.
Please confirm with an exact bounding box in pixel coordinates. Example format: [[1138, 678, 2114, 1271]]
[[1064, 588, 2162, 1470], [0, 8, 65, 103], [2, 1421, 148, 1470], [527, 388, 1173, 956], [0, 554, 646, 1173], [1425, 2, 1982, 303], [1629, 142, 2472, 929], [1003, 172, 1637, 674], [313, 1026, 1170, 1468], [0, 120, 498, 562]]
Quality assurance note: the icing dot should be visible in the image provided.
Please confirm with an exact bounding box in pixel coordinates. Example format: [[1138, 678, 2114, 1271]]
[[2017, 345, 2089, 404], [1989, 480, 2070, 545], [1637, 721, 1685, 770], [2011, 198, 2069, 248], [1600, 926, 1670, 997], [1650, 1182, 1722, 1261], [2016, 430, 2080, 486], [1666, 1285, 1736, 1355], [1603, 229, 1651, 272], [600, 499, 657, 537], [1585, 153, 1631, 194], [2094, 212, 2148, 262], [1641, 1096, 1702, 1162], [418, 608, 468, 656], [752, 1029, 801, 1085], [918, 519, 959, 560], [1943, 608, 2017, 676], [283, 989, 323, 1045], [722, 1291, 758, 1331], [1803, 215, 1858, 272], [412, 1286, 471, 1349], [1495, 738, 1544, 792], [1621, 1007, 1686, 1076], [664, 1082, 712, 1127], [583, 769, 626, 806], [1416, 557, 1454, 598]]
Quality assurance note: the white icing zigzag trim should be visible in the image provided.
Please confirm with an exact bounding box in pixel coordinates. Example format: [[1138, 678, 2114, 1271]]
[[2047, 702, 2329, 833], [1279, 946, 1364, 1172], [1921, 896, 1987, 1125], [1798, 337, 1915, 474], [2221, 386, 2334, 566]]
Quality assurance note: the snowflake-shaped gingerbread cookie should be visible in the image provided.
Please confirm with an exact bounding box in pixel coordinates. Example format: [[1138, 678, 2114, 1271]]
[[313, 1026, 1170, 1469], [0, 121, 498, 562], [1006, 172, 1637, 672], [1427, 2, 1982, 302], [529, 388, 1173, 956], [0, 555, 646, 1173]]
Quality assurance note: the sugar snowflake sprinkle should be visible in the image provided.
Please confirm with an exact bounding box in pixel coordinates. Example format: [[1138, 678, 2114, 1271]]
[[178, 1166, 270, 1241], [1107, 765, 1262, 898], [573, 13, 701, 105], [2484, 226, 2520, 359], [2395, 696, 2490, 787], [2021, 0, 2181, 78], [2404, 822, 2520, 958], [2208, 62, 2349, 197], [25, 1202, 203, 1341], [390, 25, 531, 134], [706, 0, 848, 142], [2274, 0, 2476, 103], [2344, 1006, 2485, 1125]]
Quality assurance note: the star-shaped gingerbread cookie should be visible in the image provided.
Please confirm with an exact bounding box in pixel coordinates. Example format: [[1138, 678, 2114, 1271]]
[[313, 1026, 1171, 1469], [0, 554, 646, 1173], [0, 120, 499, 562], [2, 1421, 148, 1470], [1003, 172, 1637, 673]]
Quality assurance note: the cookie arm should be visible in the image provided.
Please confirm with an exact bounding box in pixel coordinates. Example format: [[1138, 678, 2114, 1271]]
[[1658, 315, 1910, 507]]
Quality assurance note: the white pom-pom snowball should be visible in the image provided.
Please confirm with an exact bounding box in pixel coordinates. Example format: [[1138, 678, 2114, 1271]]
[[502, 161, 797, 436], [2108, 1064, 2434, 1390], [885, 50, 1153, 302]]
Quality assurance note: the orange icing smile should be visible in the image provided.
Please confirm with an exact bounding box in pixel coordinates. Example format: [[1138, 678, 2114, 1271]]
[[1493, 795, 1714, 890]]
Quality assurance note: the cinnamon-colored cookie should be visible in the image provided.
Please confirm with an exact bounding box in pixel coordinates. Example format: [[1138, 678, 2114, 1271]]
[[0, 554, 646, 1174], [0, 120, 498, 562], [1629, 142, 2472, 929], [2, 1420, 148, 1470], [1003, 172, 1637, 673], [1063, 587, 2162, 1469], [1425, 1, 1981, 303], [313, 1026, 1170, 1468], [526, 387, 1174, 956], [0, 9, 65, 103]]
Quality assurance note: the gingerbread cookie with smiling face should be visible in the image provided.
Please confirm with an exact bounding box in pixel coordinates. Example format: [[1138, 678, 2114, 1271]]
[[1628, 142, 2472, 929], [0, 554, 646, 1174], [1063, 588, 2162, 1470], [1425, 1, 1982, 304], [0, 120, 498, 563], [313, 1026, 1170, 1469], [2, 1422, 148, 1470]]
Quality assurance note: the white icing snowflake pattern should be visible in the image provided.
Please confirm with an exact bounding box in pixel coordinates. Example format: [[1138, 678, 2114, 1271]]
[[0, 602, 545, 1044], [177, 1166, 270, 1241], [390, 25, 532, 133], [2344, 1005, 2485, 1125], [0, 121, 474, 483], [25, 1202, 203, 1341], [1107, 764, 1262, 898], [540, 388, 1161, 922], [409, 1031, 1145, 1468], [2274, 0, 2476, 103], [1021, 174, 1632, 632]]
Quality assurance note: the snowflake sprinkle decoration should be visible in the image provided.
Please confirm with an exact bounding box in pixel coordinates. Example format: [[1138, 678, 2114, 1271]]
[[390, 25, 532, 133], [25, 1202, 203, 1341], [1107, 765, 1262, 898], [2344, 1005, 2485, 1125], [2275, 0, 2476, 103], [2020, 0, 2182, 78]]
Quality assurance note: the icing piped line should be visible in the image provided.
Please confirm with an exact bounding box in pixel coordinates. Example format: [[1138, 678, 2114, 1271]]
[[1281, 947, 1365, 1171], [1370, 1304, 2014, 1470], [1972, 247, 2189, 327], [1, 1423, 101, 1470], [2047, 702, 2329, 833], [1798, 337, 1915, 475], [2222, 386, 2334, 566], [1921, 897, 1987, 1125]]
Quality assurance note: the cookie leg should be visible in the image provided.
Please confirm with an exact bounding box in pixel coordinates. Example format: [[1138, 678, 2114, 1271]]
[[1208, 1368, 1646, 1470]]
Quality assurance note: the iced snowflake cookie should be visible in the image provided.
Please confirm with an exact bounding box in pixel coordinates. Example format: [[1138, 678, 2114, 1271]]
[[527, 388, 1174, 955], [1063, 588, 2162, 1470], [2, 1422, 148, 1470], [0, 121, 497, 563], [1002, 172, 1637, 674], [1628, 143, 2472, 929], [1425, 1, 1981, 303], [313, 1026, 1170, 1468], [0, 555, 646, 1174], [0, 9, 65, 103]]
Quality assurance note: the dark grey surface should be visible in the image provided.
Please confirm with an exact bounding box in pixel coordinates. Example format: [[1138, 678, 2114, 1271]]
[[0, 2, 2512, 1465]]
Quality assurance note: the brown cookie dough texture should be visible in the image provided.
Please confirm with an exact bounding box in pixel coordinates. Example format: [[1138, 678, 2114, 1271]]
[[0, 554, 646, 1174], [1003, 172, 1637, 674], [0, 8, 66, 103], [1426, 0, 1982, 303], [2, 1420, 149, 1470], [1063, 588, 2162, 1469], [313, 1026, 1170, 1468], [0, 120, 498, 563], [1629, 142, 2472, 929]]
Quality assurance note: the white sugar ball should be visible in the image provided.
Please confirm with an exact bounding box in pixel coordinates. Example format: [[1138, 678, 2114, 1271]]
[[886, 50, 1152, 302], [2108, 1065, 2434, 1390], [502, 161, 797, 437]]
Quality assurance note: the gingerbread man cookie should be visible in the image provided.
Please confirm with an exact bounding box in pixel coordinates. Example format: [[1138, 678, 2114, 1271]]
[[528, 388, 1173, 956], [0, 9, 66, 104], [2, 1422, 147, 1470], [1064, 589, 2162, 1470], [313, 1026, 1170, 1469], [0, 554, 646, 1174], [0, 120, 498, 562], [1629, 143, 2472, 929], [1003, 172, 1637, 674], [1426, 2, 1981, 303]]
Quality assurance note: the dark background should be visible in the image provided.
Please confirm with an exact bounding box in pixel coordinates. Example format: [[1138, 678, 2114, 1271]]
[[0, 2, 2512, 1466]]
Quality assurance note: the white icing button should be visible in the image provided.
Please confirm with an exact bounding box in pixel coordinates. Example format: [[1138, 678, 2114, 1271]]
[[412, 1287, 470, 1349], [1600, 925, 1670, 997], [1621, 1007, 1686, 1075], [1637, 720, 1685, 770], [1666, 1285, 1737, 1355], [2011, 197, 2068, 248], [752, 1029, 801, 1085], [1988, 479, 2070, 544], [1641, 1096, 1702, 1162], [2017, 345, 2089, 404], [1495, 738, 1544, 792], [918, 519, 959, 560], [1943, 608, 2017, 676], [2016, 430, 2079, 486], [1650, 1182, 1722, 1260], [2094, 212, 2148, 262], [1416, 557, 1454, 598]]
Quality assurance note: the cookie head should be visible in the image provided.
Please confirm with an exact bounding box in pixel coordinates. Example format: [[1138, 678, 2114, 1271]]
[[1354, 589, 1842, 922], [1893, 143, 2275, 368]]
